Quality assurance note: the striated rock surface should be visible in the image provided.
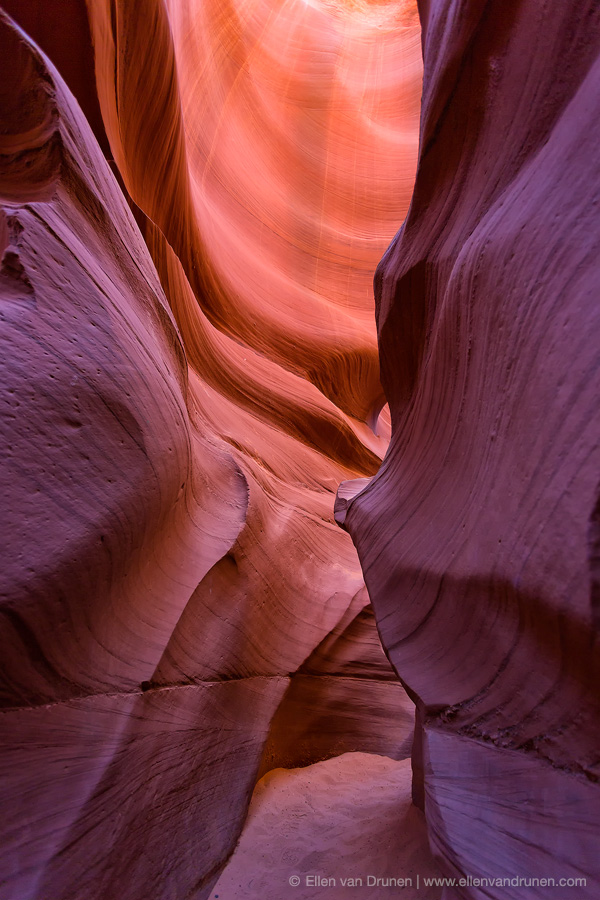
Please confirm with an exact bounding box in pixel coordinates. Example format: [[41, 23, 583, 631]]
[[85, 0, 422, 424], [0, 3, 423, 899], [339, 0, 600, 895]]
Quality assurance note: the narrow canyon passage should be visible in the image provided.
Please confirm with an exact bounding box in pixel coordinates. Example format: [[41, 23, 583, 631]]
[[2, 1, 599, 899], [0, 1, 431, 898]]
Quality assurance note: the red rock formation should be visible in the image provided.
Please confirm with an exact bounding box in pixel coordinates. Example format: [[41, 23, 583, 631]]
[[0, 3, 423, 898], [338, 0, 600, 894], [84, 0, 422, 423], [0, 0, 110, 155]]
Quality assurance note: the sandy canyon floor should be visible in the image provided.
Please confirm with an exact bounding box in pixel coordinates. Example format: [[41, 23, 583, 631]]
[[214, 753, 442, 899]]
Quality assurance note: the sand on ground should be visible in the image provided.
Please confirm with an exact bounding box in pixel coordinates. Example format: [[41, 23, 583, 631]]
[[212, 752, 442, 899]]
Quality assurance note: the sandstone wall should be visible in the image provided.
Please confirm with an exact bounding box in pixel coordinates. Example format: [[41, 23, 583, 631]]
[[0, 4, 422, 897], [338, 0, 600, 895]]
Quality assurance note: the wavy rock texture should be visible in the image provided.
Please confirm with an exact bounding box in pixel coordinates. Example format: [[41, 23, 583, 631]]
[[0, 3, 422, 899], [87, 0, 422, 424], [339, 0, 600, 896]]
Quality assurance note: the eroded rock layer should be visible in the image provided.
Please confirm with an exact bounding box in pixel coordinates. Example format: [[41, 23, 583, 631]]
[[339, 0, 600, 895], [0, 3, 422, 898]]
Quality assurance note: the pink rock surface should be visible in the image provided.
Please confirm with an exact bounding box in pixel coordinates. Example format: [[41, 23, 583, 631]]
[[86, 0, 422, 423], [0, 4, 422, 898], [339, 0, 600, 896]]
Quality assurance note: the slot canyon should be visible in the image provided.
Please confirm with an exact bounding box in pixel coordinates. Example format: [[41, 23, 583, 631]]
[[0, 0, 598, 898]]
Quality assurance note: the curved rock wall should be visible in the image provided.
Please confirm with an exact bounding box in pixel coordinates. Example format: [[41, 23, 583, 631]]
[[0, 3, 422, 898], [339, 0, 600, 895]]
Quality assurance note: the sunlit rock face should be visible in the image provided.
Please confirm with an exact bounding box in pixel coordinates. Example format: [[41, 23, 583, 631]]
[[85, 0, 423, 424], [340, 0, 600, 894], [0, 3, 422, 898]]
